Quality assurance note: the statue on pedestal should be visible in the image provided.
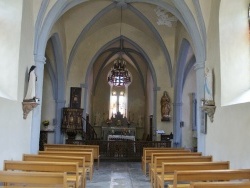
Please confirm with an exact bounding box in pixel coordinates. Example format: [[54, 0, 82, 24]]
[[161, 91, 171, 121]]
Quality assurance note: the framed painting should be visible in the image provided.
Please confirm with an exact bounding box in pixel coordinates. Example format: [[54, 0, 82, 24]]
[[70, 87, 82, 108]]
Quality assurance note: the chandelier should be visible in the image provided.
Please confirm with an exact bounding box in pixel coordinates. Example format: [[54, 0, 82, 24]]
[[107, 58, 131, 86], [107, 5, 131, 87]]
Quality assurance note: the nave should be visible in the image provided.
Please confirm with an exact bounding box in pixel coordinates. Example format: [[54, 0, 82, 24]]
[[87, 162, 150, 188]]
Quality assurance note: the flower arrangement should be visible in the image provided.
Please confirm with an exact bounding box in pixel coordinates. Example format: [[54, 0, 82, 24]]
[[42, 120, 49, 126]]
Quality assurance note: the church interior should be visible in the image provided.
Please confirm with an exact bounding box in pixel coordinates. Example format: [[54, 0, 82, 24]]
[[0, 0, 250, 187]]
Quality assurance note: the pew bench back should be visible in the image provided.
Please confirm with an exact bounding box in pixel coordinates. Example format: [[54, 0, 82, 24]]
[[150, 156, 212, 188], [0, 170, 67, 187], [142, 150, 192, 175], [22, 154, 86, 187], [4, 160, 82, 188], [149, 152, 203, 177], [44, 144, 100, 169], [170, 169, 250, 188], [157, 161, 230, 188], [190, 181, 250, 188], [38, 150, 94, 180]]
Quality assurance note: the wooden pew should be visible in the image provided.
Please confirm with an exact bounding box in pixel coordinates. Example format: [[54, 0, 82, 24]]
[[149, 152, 203, 180], [38, 150, 94, 181], [0, 170, 67, 187], [190, 181, 250, 188], [150, 156, 213, 188], [142, 148, 187, 169], [169, 169, 250, 188], [4, 160, 83, 188], [23, 154, 86, 188], [156, 161, 230, 188], [142, 150, 191, 175], [44, 144, 100, 169]]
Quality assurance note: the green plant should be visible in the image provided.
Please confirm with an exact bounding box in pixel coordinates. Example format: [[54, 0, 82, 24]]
[[42, 120, 49, 126]]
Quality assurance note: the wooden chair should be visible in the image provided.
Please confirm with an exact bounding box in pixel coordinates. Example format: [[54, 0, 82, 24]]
[[0, 170, 67, 187], [4, 160, 83, 188]]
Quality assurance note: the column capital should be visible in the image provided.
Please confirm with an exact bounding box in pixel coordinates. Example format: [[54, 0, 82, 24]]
[[194, 61, 205, 71], [34, 54, 46, 64]]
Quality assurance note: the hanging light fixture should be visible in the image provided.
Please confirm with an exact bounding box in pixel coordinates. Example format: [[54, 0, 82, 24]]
[[108, 58, 131, 86], [107, 4, 131, 87]]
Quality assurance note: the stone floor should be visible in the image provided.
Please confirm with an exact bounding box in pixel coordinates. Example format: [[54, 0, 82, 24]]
[[86, 161, 150, 188]]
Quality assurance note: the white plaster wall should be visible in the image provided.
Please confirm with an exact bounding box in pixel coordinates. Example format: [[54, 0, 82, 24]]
[[205, 0, 250, 168], [0, 0, 22, 100], [0, 0, 36, 169], [220, 0, 250, 105]]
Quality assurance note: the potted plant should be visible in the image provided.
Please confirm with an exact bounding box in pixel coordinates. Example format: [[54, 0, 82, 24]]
[[42, 120, 49, 128]]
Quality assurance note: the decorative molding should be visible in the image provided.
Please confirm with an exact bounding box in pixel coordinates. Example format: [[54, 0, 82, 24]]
[[154, 6, 177, 27], [22, 102, 39, 119]]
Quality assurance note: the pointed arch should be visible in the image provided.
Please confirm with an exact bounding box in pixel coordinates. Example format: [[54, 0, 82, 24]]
[[173, 38, 193, 147]]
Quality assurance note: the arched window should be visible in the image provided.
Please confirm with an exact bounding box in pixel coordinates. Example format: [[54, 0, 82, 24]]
[[109, 87, 128, 118]]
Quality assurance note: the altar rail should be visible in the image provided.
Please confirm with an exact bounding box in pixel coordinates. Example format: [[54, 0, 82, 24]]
[[66, 140, 171, 161]]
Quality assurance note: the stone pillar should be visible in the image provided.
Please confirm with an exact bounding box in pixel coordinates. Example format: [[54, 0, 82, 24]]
[[193, 61, 205, 153], [30, 55, 46, 153], [173, 102, 183, 147], [55, 99, 66, 144], [82, 83, 88, 132], [152, 86, 160, 141]]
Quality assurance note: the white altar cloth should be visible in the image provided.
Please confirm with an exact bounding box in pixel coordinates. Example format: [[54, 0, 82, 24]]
[[108, 135, 135, 141]]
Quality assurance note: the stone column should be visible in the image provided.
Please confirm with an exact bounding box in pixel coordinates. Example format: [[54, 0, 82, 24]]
[[194, 61, 205, 153], [152, 86, 160, 141], [30, 55, 46, 153], [82, 83, 88, 132], [54, 99, 66, 144], [172, 102, 183, 147]]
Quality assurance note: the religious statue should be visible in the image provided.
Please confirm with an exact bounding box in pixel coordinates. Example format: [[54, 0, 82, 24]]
[[204, 67, 215, 105], [161, 91, 171, 121], [24, 66, 38, 102], [201, 67, 216, 123]]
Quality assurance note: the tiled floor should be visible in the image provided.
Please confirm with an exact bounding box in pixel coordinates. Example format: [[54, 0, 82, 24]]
[[86, 161, 150, 188]]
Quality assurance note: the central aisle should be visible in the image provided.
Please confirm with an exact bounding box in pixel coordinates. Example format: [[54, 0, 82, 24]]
[[86, 162, 150, 188]]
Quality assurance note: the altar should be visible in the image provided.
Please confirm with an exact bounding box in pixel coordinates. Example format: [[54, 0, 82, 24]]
[[93, 111, 144, 140]]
